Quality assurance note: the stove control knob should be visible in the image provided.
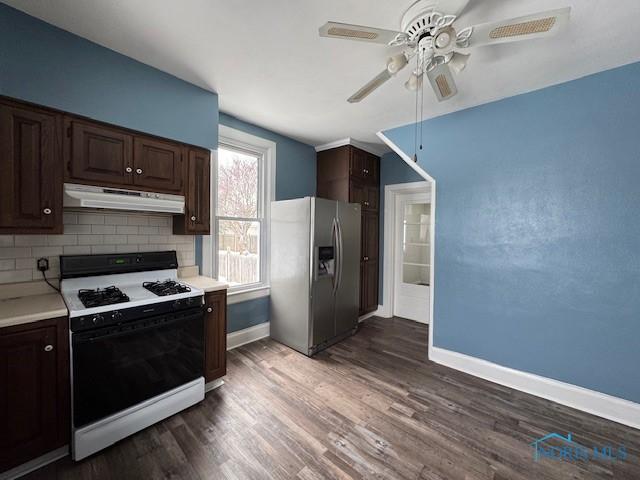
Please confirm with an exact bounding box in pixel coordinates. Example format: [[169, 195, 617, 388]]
[[91, 314, 104, 325], [111, 311, 123, 322], [172, 300, 182, 309]]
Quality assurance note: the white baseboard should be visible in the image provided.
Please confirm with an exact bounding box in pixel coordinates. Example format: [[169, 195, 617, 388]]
[[0, 446, 68, 480], [430, 346, 640, 431], [374, 304, 392, 318], [227, 322, 270, 350]]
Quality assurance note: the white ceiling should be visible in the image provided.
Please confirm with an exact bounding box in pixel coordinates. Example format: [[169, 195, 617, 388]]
[[4, 0, 640, 150]]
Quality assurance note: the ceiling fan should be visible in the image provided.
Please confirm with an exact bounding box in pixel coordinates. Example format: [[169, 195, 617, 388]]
[[319, 0, 571, 103]]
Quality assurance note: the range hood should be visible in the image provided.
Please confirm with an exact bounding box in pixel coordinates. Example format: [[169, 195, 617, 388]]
[[63, 183, 185, 214]]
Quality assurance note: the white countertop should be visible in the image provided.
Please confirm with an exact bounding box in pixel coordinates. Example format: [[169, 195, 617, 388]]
[[180, 276, 228, 293], [0, 292, 68, 329]]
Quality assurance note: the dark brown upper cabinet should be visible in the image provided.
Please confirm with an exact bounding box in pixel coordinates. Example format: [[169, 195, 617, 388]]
[[350, 147, 379, 184], [65, 117, 185, 195], [174, 147, 210, 235], [1, 96, 211, 235], [0, 100, 63, 234], [133, 137, 183, 193], [67, 119, 134, 187]]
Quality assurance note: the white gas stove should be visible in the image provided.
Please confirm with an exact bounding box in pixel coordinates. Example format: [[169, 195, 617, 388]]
[[59, 251, 205, 461]]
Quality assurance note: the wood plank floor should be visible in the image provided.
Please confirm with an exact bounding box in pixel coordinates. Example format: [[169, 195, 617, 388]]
[[26, 317, 640, 479]]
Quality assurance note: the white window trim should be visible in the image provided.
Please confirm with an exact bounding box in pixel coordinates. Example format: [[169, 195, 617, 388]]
[[202, 124, 276, 302]]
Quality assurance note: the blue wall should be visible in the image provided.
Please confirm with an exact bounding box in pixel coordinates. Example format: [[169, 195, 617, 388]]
[[217, 112, 317, 333], [0, 3, 218, 148], [383, 61, 640, 403], [378, 152, 425, 301]]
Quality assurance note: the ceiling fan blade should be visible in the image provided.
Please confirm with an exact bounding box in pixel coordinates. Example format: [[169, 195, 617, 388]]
[[434, 0, 471, 17], [460, 7, 571, 48], [347, 69, 392, 103], [319, 21, 404, 45], [427, 63, 458, 102]]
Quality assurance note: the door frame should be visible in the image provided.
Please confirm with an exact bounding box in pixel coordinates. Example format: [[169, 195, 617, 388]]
[[378, 128, 436, 358], [380, 180, 432, 318], [393, 190, 431, 323]]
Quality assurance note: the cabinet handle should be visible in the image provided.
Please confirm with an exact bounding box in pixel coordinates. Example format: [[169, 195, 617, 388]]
[[363, 256, 369, 261], [191, 216, 197, 221], [44, 344, 54, 352], [43, 208, 52, 215], [207, 307, 213, 313], [364, 201, 369, 207], [125, 167, 133, 173], [363, 169, 369, 174], [136, 168, 143, 175]]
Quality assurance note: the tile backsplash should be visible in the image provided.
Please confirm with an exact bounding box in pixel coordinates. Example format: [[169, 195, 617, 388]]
[[0, 210, 195, 285]]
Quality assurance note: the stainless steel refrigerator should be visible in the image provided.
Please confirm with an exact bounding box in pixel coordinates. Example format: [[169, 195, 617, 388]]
[[270, 197, 361, 356]]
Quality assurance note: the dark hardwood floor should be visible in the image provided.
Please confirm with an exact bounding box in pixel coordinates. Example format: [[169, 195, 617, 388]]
[[25, 317, 640, 479]]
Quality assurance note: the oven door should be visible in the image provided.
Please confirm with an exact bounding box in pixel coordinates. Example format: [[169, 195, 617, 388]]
[[72, 307, 204, 428]]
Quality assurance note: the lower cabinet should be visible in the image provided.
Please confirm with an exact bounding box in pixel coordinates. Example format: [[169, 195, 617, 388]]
[[360, 260, 379, 316], [204, 290, 227, 382], [0, 317, 69, 473]]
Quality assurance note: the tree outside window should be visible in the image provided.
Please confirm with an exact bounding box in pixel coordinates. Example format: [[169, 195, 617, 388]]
[[216, 146, 262, 287]]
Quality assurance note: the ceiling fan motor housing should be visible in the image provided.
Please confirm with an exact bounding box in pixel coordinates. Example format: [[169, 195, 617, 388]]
[[401, 0, 441, 43]]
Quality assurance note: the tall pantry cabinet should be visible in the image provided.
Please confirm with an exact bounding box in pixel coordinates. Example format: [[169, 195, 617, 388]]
[[316, 145, 379, 315]]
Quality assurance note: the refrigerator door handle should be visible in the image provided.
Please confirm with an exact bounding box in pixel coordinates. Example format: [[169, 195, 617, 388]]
[[336, 217, 344, 291], [331, 218, 339, 295]]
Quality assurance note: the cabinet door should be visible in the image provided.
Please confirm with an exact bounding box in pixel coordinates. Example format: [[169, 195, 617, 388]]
[[204, 290, 227, 382], [349, 181, 365, 207], [67, 119, 133, 186], [185, 148, 211, 234], [362, 213, 379, 262], [365, 185, 379, 211], [0, 102, 62, 233], [360, 260, 379, 315], [133, 137, 184, 193], [349, 182, 378, 212], [349, 147, 368, 182], [350, 147, 378, 185], [363, 153, 379, 184], [0, 318, 69, 472]]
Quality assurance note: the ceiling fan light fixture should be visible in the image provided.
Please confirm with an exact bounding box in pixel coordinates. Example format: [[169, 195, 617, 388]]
[[405, 73, 422, 91], [387, 53, 408, 74], [448, 52, 470, 73]]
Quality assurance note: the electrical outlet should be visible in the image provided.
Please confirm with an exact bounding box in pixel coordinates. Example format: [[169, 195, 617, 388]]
[[37, 257, 49, 272]]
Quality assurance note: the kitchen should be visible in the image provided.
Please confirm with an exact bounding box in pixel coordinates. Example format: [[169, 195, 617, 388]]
[[2, 2, 640, 480], [0, 7, 376, 474]]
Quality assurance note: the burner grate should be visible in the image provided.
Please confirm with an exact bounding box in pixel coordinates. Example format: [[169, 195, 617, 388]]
[[143, 280, 191, 297], [78, 286, 130, 308]]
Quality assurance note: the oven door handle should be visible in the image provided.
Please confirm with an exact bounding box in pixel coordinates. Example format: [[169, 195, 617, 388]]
[[73, 309, 204, 344]]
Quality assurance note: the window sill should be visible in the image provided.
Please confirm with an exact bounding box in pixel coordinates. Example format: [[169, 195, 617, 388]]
[[227, 285, 270, 305]]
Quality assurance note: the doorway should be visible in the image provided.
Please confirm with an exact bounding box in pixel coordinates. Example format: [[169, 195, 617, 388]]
[[381, 181, 433, 324], [393, 192, 430, 323]]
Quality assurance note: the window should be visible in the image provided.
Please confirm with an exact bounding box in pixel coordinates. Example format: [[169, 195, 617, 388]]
[[204, 125, 275, 299], [216, 145, 262, 288]]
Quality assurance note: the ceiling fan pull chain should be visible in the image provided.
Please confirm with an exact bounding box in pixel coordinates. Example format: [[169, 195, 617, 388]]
[[414, 54, 420, 160], [420, 61, 425, 151]]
